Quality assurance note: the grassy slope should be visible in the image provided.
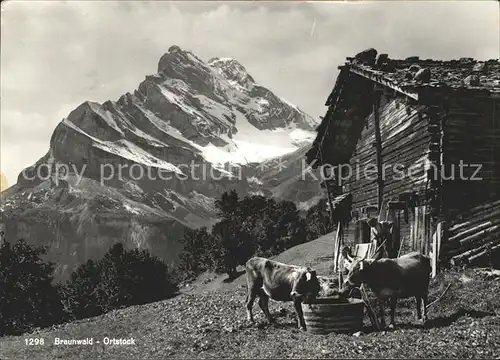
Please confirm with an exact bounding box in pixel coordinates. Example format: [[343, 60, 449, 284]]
[[1, 234, 500, 359], [180, 231, 337, 294]]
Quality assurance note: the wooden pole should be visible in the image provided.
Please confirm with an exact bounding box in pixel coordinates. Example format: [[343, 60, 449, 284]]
[[338, 243, 344, 291], [450, 239, 500, 266], [469, 243, 500, 265], [321, 166, 337, 226], [372, 88, 384, 215], [318, 143, 340, 270], [492, 98, 496, 201], [448, 220, 499, 242], [333, 221, 344, 273], [333, 222, 340, 272], [432, 225, 438, 278], [432, 221, 446, 278], [397, 235, 405, 257], [360, 284, 380, 331], [414, 207, 419, 251], [459, 225, 500, 247], [318, 148, 340, 267], [424, 206, 428, 255], [315, 94, 339, 251]]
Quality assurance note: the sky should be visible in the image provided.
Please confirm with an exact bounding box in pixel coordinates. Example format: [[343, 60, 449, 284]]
[[1, 0, 499, 188]]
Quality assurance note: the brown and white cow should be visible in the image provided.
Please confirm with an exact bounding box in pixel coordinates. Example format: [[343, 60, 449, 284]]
[[245, 257, 321, 331], [342, 251, 432, 329]]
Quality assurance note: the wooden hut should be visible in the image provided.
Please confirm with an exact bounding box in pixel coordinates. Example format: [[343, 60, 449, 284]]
[[306, 48, 500, 271]]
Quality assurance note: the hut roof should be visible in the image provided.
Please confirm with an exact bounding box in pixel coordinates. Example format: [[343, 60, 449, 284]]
[[306, 48, 500, 167]]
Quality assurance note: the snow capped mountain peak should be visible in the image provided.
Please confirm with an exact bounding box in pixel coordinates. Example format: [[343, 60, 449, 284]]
[[21, 45, 320, 212], [208, 57, 255, 90], [157, 45, 211, 83], [3, 45, 323, 281]]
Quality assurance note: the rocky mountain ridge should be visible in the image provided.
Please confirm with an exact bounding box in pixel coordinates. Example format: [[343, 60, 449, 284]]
[[0, 45, 322, 280]]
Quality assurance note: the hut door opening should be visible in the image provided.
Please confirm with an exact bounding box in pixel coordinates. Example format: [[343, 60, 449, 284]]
[[354, 219, 371, 245]]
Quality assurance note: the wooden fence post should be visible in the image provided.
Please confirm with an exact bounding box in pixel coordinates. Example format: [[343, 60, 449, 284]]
[[414, 207, 419, 251], [432, 221, 447, 278], [333, 221, 344, 273], [432, 226, 438, 278], [338, 252, 344, 291]]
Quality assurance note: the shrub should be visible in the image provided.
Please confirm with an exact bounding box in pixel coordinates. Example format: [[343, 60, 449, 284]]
[[63, 243, 178, 320], [60, 259, 103, 320], [178, 227, 217, 280], [304, 198, 335, 239], [0, 239, 66, 336]]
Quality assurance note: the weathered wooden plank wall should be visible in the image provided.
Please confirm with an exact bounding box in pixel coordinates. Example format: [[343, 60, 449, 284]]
[[443, 97, 500, 215], [342, 95, 432, 243], [314, 75, 499, 265]]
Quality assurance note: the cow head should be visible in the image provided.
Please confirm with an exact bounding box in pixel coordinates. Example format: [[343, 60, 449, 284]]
[[290, 268, 321, 303], [342, 254, 374, 290]]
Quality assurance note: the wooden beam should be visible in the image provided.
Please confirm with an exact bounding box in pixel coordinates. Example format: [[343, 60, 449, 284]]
[[414, 207, 419, 251], [469, 242, 500, 265], [321, 169, 337, 229], [448, 220, 500, 243], [349, 66, 419, 101], [492, 98, 496, 201], [445, 231, 500, 258], [331, 164, 345, 273], [338, 250, 344, 291], [432, 233, 437, 278], [333, 222, 342, 273], [459, 225, 500, 247], [432, 221, 444, 278], [318, 78, 345, 230], [409, 226, 414, 253], [373, 88, 384, 215], [377, 200, 387, 222], [423, 206, 428, 255], [450, 237, 500, 266]]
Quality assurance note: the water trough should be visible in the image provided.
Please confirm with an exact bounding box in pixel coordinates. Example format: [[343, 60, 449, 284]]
[[301, 296, 365, 335]]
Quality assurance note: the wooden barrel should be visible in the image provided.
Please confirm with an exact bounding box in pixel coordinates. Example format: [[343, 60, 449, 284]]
[[302, 297, 364, 334]]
